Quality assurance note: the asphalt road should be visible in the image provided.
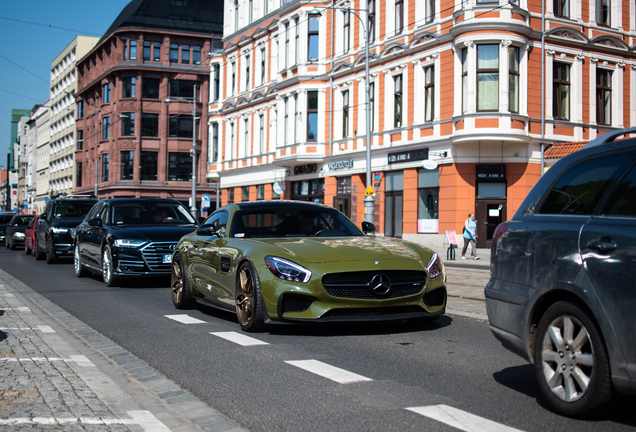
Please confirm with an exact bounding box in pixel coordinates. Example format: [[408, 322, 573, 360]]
[[1, 247, 635, 432]]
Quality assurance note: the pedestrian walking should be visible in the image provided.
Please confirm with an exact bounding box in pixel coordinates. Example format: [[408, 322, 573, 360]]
[[462, 212, 480, 260]]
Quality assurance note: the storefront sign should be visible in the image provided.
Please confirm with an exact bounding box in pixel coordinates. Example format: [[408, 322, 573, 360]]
[[326, 160, 354, 171], [418, 219, 439, 233], [476, 164, 506, 181], [388, 148, 429, 164], [293, 164, 317, 175]]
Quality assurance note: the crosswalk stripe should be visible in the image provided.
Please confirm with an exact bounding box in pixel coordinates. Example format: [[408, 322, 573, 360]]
[[285, 360, 372, 384], [210, 331, 269, 346], [164, 314, 207, 324], [406, 405, 524, 432]]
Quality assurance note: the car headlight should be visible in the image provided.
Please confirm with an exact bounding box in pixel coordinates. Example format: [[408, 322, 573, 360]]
[[51, 227, 68, 234], [113, 239, 147, 248], [427, 253, 443, 279], [15, 232, 25, 238], [265, 256, 312, 283]]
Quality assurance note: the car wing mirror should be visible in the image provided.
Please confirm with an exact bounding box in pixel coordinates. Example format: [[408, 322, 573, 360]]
[[40, 213, 47, 221], [197, 225, 221, 238], [88, 218, 102, 227], [361, 221, 376, 234]]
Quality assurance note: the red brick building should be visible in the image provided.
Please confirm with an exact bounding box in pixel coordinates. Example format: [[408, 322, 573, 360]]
[[74, 0, 223, 213]]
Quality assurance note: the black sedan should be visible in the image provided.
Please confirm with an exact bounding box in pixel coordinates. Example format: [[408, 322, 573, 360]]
[[0, 213, 16, 244], [73, 199, 198, 286], [5, 214, 36, 250]]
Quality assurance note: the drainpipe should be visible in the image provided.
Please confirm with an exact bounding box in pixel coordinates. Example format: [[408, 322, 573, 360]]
[[541, 0, 545, 175], [328, 0, 335, 157]]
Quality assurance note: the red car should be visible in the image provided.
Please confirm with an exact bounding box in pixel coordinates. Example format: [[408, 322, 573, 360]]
[[24, 215, 39, 255]]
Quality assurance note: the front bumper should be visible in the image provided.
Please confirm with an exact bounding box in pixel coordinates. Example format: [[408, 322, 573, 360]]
[[113, 242, 175, 277]]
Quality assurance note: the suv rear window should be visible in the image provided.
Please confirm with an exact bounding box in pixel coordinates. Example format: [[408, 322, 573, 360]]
[[53, 201, 96, 219], [537, 154, 632, 215], [600, 163, 636, 217]]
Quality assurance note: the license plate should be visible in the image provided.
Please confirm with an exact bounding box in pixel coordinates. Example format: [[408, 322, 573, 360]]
[[163, 254, 172, 263]]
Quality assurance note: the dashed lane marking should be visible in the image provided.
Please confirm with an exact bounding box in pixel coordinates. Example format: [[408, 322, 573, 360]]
[[406, 405, 525, 432], [164, 314, 207, 324], [285, 360, 373, 384], [210, 331, 269, 346]]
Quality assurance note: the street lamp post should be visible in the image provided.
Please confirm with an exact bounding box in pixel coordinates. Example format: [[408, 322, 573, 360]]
[[165, 82, 198, 219], [309, 6, 374, 224]]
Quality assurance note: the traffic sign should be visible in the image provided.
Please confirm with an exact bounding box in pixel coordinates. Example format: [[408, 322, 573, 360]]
[[365, 185, 375, 196], [203, 194, 211, 201]]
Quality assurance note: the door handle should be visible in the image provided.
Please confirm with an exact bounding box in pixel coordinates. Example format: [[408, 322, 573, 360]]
[[587, 237, 617, 253]]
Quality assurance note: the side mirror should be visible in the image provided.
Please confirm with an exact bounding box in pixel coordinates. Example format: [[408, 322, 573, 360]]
[[361, 221, 376, 234], [40, 213, 47, 221], [197, 224, 221, 238], [88, 218, 102, 227]]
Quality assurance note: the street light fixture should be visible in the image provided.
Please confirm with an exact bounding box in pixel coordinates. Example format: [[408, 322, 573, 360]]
[[165, 82, 198, 219], [309, 6, 374, 224]]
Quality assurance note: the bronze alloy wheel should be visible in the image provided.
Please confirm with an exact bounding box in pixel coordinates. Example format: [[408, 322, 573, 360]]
[[235, 263, 264, 332], [171, 255, 194, 309]]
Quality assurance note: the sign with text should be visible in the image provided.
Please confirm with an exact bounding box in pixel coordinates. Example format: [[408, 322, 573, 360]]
[[388, 148, 429, 164], [476, 164, 506, 181]]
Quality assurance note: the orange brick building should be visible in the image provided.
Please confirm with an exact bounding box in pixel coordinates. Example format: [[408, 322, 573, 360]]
[[208, 0, 635, 248]]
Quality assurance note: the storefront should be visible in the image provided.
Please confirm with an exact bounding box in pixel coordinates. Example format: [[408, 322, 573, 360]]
[[474, 164, 507, 249]]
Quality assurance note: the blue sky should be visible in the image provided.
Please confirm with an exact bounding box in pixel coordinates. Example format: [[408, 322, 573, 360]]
[[0, 0, 132, 164]]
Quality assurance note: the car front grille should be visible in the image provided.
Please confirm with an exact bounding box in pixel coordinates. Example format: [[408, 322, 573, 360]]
[[321, 305, 424, 318], [281, 294, 313, 314], [141, 242, 175, 271], [322, 270, 427, 300]]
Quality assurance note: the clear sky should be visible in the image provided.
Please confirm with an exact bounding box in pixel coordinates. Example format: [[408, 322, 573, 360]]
[[0, 0, 133, 165]]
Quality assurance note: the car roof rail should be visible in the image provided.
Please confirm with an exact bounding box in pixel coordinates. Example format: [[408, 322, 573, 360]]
[[51, 193, 97, 199], [583, 127, 636, 149]]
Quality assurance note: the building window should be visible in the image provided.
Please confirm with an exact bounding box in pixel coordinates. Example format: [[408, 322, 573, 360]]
[[294, 93, 299, 143], [284, 23, 290, 68], [153, 42, 161, 61], [553, 62, 570, 120], [212, 123, 219, 162], [417, 168, 439, 233], [169, 115, 196, 138], [77, 130, 83, 150], [249, 0, 253, 22], [229, 188, 235, 204], [243, 118, 249, 157], [554, 0, 569, 17], [596, 0, 610, 25], [103, 83, 111, 103], [242, 186, 250, 201], [140, 151, 158, 181], [123, 40, 128, 60], [394, 75, 402, 128], [509, 47, 519, 113], [193, 45, 201, 64], [77, 100, 83, 118], [234, 0, 239, 31], [424, 66, 434, 122], [395, 0, 404, 35], [122, 77, 136, 98], [170, 43, 179, 62], [284, 96, 289, 145], [168, 152, 192, 181], [259, 114, 265, 152], [260, 48, 266, 86], [143, 41, 151, 60], [245, 54, 251, 90], [230, 122, 235, 159], [294, 17, 299, 66], [142, 78, 159, 99], [342, 90, 350, 137], [368, 0, 375, 43], [461, 47, 468, 113], [120, 151, 134, 180], [212, 64, 220, 100], [257, 184, 264, 200], [231, 61, 236, 95], [343, 10, 350, 53], [76, 162, 82, 187], [141, 113, 159, 137], [477, 44, 499, 111], [170, 80, 195, 99], [596, 69, 612, 126], [307, 91, 318, 142], [121, 112, 135, 136], [181, 44, 190, 63], [308, 16, 319, 61], [426, 0, 435, 22], [102, 117, 110, 140], [130, 40, 137, 60], [102, 153, 109, 182]]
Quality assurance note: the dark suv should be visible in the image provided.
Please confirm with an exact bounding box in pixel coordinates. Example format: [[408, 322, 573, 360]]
[[35, 196, 98, 263], [486, 127, 636, 418]]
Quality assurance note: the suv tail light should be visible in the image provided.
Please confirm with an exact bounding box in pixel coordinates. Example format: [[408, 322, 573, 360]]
[[490, 222, 508, 272]]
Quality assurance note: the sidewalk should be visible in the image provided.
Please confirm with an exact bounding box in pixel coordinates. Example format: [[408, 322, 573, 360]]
[[0, 268, 246, 432]]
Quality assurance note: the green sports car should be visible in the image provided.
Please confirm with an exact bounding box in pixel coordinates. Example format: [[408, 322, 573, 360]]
[[171, 201, 447, 331]]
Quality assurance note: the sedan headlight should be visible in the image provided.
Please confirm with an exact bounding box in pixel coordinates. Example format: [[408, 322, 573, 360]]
[[51, 227, 69, 234], [265, 256, 312, 283], [15, 232, 25, 238], [113, 239, 147, 248], [427, 253, 443, 279]]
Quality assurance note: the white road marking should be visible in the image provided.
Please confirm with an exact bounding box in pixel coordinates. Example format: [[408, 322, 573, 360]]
[[285, 360, 372, 384], [37, 325, 56, 333], [0, 356, 95, 367], [0, 326, 55, 333], [164, 314, 207, 324], [0, 410, 169, 430], [406, 405, 525, 432], [68, 355, 95, 367], [210, 331, 269, 346]]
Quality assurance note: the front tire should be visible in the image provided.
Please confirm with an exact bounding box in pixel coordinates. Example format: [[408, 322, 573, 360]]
[[171, 254, 194, 309], [74, 244, 88, 277], [46, 238, 57, 264], [533, 300, 612, 418], [34, 238, 45, 260], [25, 241, 31, 255], [102, 246, 118, 287], [235, 262, 265, 332]]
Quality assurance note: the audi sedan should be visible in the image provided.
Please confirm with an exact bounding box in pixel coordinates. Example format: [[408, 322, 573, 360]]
[[74, 198, 198, 286], [170, 201, 447, 332], [5, 214, 36, 250]]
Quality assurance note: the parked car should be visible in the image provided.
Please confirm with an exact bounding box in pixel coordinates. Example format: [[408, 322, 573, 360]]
[[35, 195, 98, 263], [170, 201, 447, 332], [24, 215, 39, 255], [73, 198, 198, 286], [0, 213, 16, 244], [486, 127, 636, 418], [5, 214, 36, 250]]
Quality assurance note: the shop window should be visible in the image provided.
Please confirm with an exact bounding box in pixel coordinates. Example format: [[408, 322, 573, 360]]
[[291, 179, 324, 203], [418, 168, 439, 233], [229, 188, 235, 204], [477, 183, 507, 198], [242, 186, 250, 202], [257, 185, 265, 200]]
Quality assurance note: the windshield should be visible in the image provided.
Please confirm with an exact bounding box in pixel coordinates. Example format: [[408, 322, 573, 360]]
[[12, 216, 35, 226], [230, 206, 363, 238], [0, 215, 14, 224], [111, 202, 196, 225], [53, 202, 96, 220]]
